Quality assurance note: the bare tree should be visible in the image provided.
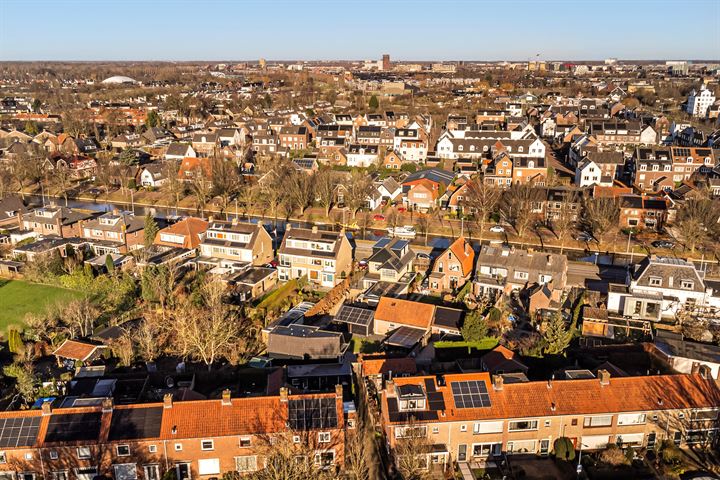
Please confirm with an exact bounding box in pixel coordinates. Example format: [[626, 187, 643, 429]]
[[108, 328, 135, 366], [172, 279, 244, 370], [63, 298, 99, 338], [315, 168, 338, 216], [211, 156, 242, 217], [415, 214, 430, 246], [393, 418, 433, 480], [500, 182, 543, 241], [464, 178, 501, 243], [238, 181, 259, 219], [161, 159, 184, 211], [190, 171, 212, 217], [582, 196, 620, 249], [134, 315, 165, 363], [286, 170, 315, 216], [345, 171, 373, 218], [246, 431, 337, 480], [550, 190, 579, 254], [674, 199, 720, 253]]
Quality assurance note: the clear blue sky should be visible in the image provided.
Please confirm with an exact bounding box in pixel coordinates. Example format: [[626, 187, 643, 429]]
[[1, 0, 718, 61]]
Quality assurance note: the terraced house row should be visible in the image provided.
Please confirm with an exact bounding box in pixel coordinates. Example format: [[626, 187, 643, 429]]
[[0, 387, 346, 480], [379, 371, 720, 471]]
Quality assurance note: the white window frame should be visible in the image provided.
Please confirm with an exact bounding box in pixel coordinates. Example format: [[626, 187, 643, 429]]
[[235, 456, 257, 473], [200, 439, 214, 451], [77, 447, 91, 459], [116, 445, 130, 457], [318, 432, 331, 443]]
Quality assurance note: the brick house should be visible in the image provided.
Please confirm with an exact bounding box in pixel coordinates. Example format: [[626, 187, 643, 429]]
[[429, 237, 475, 292]]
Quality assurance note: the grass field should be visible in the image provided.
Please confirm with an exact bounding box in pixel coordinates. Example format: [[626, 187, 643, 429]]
[[0, 279, 83, 330]]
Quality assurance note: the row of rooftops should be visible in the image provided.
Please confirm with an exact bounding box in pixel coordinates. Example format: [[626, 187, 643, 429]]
[[382, 371, 720, 425]]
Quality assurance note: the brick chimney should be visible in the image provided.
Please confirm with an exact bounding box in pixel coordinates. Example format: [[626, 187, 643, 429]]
[[335, 384, 343, 399], [598, 369, 611, 386], [102, 397, 114, 413], [279, 387, 289, 403], [221, 389, 232, 406], [385, 379, 396, 396], [163, 393, 173, 409], [312, 225, 319, 234], [41, 400, 52, 416], [492, 375, 504, 391]]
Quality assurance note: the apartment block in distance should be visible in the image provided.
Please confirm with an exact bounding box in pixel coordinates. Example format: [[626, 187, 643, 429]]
[[277, 226, 352, 288]]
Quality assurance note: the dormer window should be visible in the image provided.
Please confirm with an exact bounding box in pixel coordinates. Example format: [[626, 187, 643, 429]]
[[397, 384, 426, 412], [649, 277, 662, 287], [640, 165, 647, 171], [680, 280, 694, 290]]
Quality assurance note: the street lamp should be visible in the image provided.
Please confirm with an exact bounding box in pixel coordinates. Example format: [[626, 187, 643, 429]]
[[577, 442, 590, 477]]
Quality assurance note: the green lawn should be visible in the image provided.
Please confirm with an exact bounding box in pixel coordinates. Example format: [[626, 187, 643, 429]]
[[0, 279, 83, 330]]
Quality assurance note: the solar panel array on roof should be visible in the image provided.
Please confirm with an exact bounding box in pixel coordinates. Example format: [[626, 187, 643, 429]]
[[334, 305, 374, 326], [108, 407, 163, 441], [0, 416, 41, 448], [45, 412, 102, 443], [386, 326, 425, 348], [450, 380, 491, 408], [288, 398, 338, 430]]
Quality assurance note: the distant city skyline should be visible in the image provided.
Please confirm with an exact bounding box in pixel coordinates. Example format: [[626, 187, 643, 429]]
[[1, 0, 719, 62]]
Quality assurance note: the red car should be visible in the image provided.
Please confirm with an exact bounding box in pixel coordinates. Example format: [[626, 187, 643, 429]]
[[373, 214, 385, 221], [397, 206, 407, 213]]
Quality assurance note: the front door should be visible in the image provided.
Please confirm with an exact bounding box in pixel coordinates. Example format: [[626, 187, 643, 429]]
[[176, 463, 191, 480], [539, 439, 550, 456]]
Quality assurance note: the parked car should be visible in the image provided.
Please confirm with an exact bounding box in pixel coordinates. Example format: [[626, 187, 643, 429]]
[[576, 232, 594, 242], [357, 260, 368, 269], [652, 240, 675, 249], [397, 206, 407, 213], [373, 214, 386, 221], [489, 225, 505, 233]]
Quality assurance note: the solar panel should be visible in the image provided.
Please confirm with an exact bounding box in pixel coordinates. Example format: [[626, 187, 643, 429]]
[[45, 413, 102, 443], [335, 305, 374, 327], [450, 381, 491, 409], [386, 327, 424, 348], [287, 398, 338, 430], [108, 407, 163, 441], [0, 416, 41, 448]]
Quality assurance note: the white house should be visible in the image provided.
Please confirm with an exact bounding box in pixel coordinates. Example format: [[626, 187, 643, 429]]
[[346, 144, 379, 168], [165, 143, 196, 161], [137, 164, 167, 188], [686, 85, 716, 118], [575, 159, 612, 187]]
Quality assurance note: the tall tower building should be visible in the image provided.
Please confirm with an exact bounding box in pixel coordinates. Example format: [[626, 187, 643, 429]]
[[382, 54, 390, 71]]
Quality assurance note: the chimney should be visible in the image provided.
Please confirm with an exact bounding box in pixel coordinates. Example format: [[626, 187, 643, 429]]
[[41, 400, 52, 416], [335, 384, 343, 399], [312, 225, 319, 234], [546, 254, 552, 266], [598, 369, 611, 386], [221, 389, 232, 406], [465, 242, 471, 256], [286, 224, 292, 231], [385, 379, 396, 396], [279, 387, 289, 403], [547, 379, 553, 389], [163, 393, 173, 409], [112, 208, 119, 215], [231, 216, 238, 226], [551, 402, 557, 412], [691, 362, 701, 375], [668, 276, 674, 288], [493, 375, 504, 391], [102, 397, 114, 413], [208, 215, 214, 223]]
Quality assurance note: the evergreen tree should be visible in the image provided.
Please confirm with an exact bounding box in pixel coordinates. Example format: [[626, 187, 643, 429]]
[[461, 309, 489, 342], [143, 214, 159, 248], [368, 94, 379, 110], [542, 312, 572, 355], [145, 110, 160, 128]]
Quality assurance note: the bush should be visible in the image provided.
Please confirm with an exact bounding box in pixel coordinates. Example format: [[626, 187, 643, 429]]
[[553, 437, 575, 461], [599, 444, 630, 466]]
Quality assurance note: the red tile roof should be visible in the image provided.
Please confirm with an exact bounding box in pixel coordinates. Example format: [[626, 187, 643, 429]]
[[375, 297, 435, 330], [52, 339, 102, 361], [385, 372, 720, 424]]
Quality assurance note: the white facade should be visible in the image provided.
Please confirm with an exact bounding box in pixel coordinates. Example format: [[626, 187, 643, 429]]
[[575, 160, 603, 187], [686, 85, 716, 118]]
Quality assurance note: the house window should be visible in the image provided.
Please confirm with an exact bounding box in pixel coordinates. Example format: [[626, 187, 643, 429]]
[[514, 271, 529, 281], [318, 432, 331, 443], [584, 415, 613, 427], [314, 451, 335, 468], [201, 439, 214, 451], [293, 436, 301, 444], [460, 424, 467, 432], [239, 437, 251, 447], [0, 452, 5, 464], [116, 445, 130, 456], [148, 445, 157, 454], [649, 277, 662, 287], [508, 420, 539, 431], [680, 280, 694, 290], [52, 472, 68, 480], [77, 447, 91, 459], [617, 413, 646, 425], [235, 456, 257, 473], [432, 426, 439, 434], [49, 451, 58, 460], [174, 443, 182, 452]]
